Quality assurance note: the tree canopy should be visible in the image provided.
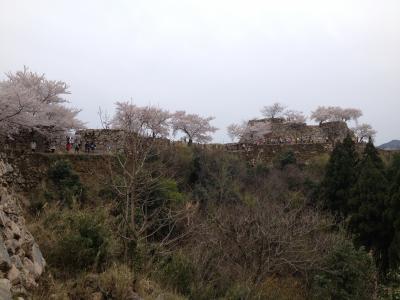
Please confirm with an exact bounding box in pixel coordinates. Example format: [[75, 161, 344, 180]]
[[0, 67, 83, 135], [320, 135, 358, 219]]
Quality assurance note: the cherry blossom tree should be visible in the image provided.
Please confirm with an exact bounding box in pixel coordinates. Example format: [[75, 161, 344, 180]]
[[311, 106, 363, 125], [328, 106, 345, 121], [352, 123, 377, 143], [171, 111, 217, 145], [141, 105, 171, 138], [228, 121, 272, 143], [310, 106, 334, 125], [111, 102, 171, 138], [0, 67, 83, 134], [284, 110, 307, 123], [112, 101, 146, 133], [342, 108, 363, 123], [261, 102, 286, 119], [227, 122, 247, 142]]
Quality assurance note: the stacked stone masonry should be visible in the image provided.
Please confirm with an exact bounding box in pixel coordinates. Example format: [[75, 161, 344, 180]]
[[0, 155, 46, 299], [242, 118, 353, 145]]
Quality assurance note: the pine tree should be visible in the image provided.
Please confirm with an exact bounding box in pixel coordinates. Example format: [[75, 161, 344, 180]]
[[320, 135, 358, 219], [386, 154, 400, 270], [349, 139, 390, 274]]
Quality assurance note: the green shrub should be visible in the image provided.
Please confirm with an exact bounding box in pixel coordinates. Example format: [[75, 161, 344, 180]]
[[274, 150, 297, 169], [38, 207, 116, 275], [156, 253, 195, 296], [378, 271, 400, 299], [47, 160, 84, 205], [155, 178, 185, 205], [311, 240, 376, 300], [189, 149, 246, 206], [257, 277, 306, 300], [224, 284, 252, 300], [98, 264, 135, 299]]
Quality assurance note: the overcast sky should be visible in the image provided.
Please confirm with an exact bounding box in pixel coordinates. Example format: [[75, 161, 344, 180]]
[[0, 0, 399, 144]]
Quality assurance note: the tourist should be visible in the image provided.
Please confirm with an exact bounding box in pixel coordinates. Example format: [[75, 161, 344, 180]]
[[90, 142, 96, 152], [84, 141, 90, 153], [30, 141, 37, 152], [66, 141, 72, 152], [74, 142, 80, 153], [66, 136, 72, 152]]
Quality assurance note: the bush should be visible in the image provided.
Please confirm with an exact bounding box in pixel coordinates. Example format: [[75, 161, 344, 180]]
[[152, 178, 185, 206], [189, 149, 246, 206], [257, 277, 306, 300], [98, 264, 135, 299], [47, 159, 85, 205], [311, 240, 376, 300], [33, 206, 117, 275], [274, 150, 297, 169], [156, 253, 196, 296]]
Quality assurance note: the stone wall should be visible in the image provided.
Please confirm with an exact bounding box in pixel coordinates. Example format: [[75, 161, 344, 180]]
[[0, 129, 66, 153], [1, 118, 353, 158], [75, 129, 126, 153], [0, 154, 46, 300], [221, 143, 332, 164], [243, 118, 353, 144]]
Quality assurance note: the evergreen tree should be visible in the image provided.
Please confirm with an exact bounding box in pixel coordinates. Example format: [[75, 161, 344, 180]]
[[349, 139, 390, 274], [320, 135, 358, 219], [386, 154, 400, 270]]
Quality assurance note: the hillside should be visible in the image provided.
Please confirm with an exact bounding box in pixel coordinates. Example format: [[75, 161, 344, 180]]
[[379, 140, 400, 150], [0, 137, 400, 299]]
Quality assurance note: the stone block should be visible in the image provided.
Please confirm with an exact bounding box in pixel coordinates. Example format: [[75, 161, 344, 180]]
[[0, 278, 12, 300]]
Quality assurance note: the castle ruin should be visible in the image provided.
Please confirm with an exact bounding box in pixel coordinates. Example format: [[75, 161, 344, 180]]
[[0, 118, 354, 165], [240, 118, 353, 145]]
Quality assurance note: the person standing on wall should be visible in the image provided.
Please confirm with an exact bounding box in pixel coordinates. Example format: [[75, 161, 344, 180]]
[[30, 140, 37, 152], [66, 136, 72, 152], [74, 141, 80, 153]]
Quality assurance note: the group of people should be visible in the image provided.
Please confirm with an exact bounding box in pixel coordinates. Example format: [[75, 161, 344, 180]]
[[29, 137, 97, 154], [84, 141, 97, 153], [66, 136, 96, 153]]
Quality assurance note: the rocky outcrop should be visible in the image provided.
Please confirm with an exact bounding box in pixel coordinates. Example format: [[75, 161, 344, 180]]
[[0, 187, 46, 299]]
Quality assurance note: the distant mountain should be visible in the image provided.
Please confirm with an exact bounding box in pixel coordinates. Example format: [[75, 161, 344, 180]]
[[379, 140, 400, 150]]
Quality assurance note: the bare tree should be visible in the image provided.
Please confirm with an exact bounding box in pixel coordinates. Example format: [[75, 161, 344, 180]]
[[189, 198, 338, 291], [0, 66, 83, 134], [98, 107, 113, 129], [352, 123, 377, 143], [107, 102, 189, 264], [171, 111, 217, 145], [261, 102, 286, 119]]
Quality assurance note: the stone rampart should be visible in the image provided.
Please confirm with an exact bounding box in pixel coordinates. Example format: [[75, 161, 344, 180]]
[[0, 129, 66, 153], [75, 129, 126, 153], [0, 153, 46, 299], [0, 119, 353, 165], [244, 118, 353, 144]]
